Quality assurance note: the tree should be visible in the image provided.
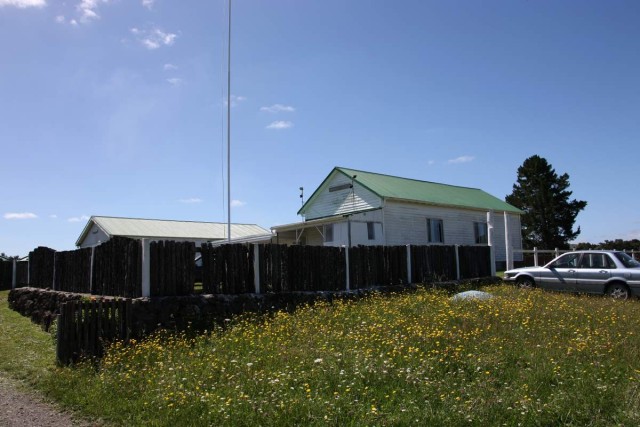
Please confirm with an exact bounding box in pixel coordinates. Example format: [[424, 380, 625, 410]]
[[506, 155, 587, 249]]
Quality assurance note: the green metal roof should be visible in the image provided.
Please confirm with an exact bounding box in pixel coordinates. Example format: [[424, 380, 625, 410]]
[[300, 167, 522, 215]]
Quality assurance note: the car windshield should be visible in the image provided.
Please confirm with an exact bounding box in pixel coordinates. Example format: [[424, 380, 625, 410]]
[[613, 252, 640, 268], [547, 252, 580, 269]]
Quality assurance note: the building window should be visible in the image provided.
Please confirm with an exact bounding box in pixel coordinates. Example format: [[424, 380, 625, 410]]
[[474, 222, 488, 244], [324, 224, 334, 243], [426, 218, 444, 243], [367, 222, 375, 240]]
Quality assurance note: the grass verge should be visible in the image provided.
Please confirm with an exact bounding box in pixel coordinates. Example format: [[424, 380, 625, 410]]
[[3, 287, 640, 426]]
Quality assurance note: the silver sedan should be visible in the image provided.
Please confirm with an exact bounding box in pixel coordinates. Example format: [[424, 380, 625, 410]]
[[503, 250, 640, 299]]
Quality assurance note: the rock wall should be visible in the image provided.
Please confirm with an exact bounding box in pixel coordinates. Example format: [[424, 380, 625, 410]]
[[9, 277, 500, 335]]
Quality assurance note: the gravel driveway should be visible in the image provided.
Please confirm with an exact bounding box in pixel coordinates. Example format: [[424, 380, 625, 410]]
[[0, 374, 95, 427]]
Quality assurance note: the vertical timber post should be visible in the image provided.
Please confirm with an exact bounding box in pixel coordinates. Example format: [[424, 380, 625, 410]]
[[345, 246, 350, 291], [455, 245, 461, 281], [504, 211, 513, 271], [406, 245, 412, 285], [533, 247, 539, 267], [141, 239, 151, 298], [11, 258, 17, 290], [487, 211, 496, 276], [52, 251, 57, 290], [253, 244, 261, 294], [89, 246, 95, 294]]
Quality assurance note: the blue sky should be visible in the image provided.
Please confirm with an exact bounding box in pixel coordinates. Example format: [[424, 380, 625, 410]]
[[1, 0, 639, 257]]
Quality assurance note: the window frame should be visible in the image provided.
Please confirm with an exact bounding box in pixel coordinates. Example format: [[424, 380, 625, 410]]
[[426, 218, 444, 244], [474, 222, 488, 244], [367, 222, 376, 240], [324, 224, 334, 243]]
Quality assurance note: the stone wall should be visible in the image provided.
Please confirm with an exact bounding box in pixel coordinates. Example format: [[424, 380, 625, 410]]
[[9, 277, 500, 335]]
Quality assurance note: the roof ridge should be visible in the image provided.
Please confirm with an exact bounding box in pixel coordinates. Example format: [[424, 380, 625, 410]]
[[92, 216, 262, 227], [335, 166, 483, 191]]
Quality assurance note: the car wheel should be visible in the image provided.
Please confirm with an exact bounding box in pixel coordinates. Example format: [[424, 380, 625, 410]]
[[606, 283, 629, 300], [517, 276, 535, 289]]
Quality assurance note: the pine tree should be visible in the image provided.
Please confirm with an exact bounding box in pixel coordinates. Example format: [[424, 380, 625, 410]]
[[506, 155, 587, 249]]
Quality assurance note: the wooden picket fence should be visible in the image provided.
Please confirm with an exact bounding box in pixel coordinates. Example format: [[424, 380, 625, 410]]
[[56, 299, 133, 365]]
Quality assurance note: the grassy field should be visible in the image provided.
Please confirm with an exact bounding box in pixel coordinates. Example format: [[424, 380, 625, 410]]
[[2, 287, 640, 426]]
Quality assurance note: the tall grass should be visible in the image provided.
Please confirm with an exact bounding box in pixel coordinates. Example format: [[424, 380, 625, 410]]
[[33, 286, 640, 426]]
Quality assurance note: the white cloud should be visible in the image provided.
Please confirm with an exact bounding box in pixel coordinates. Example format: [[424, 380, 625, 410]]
[[266, 121, 293, 130], [55, 15, 65, 23], [427, 160, 436, 166], [447, 155, 475, 164], [49, 214, 58, 219], [163, 63, 178, 71], [224, 94, 246, 108], [4, 212, 38, 220], [179, 198, 203, 204], [231, 200, 246, 208], [260, 104, 295, 113], [0, 0, 46, 8], [142, 0, 154, 9], [67, 215, 90, 223], [131, 27, 178, 50], [166, 78, 183, 86], [77, 0, 108, 24]]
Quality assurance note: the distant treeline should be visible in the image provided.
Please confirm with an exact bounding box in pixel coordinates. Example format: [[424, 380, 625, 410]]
[[574, 239, 640, 251]]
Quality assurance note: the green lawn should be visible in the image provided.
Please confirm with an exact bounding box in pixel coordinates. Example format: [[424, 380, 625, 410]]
[[2, 287, 640, 426]]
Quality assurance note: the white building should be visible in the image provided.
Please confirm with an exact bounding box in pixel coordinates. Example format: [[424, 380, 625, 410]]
[[272, 167, 523, 269]]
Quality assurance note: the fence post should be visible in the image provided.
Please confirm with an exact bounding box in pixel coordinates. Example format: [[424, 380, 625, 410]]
[[533, 247, 539, 267], [141, 239, 151, 298], [253, 244, 261, 294], [504, 211, 513, 271], [555, 247, 559, 259], [52, 251, 57, 290], [406, 245, 412, 285], [11, 259, 17, 290], [89, 246, 95, 294], [455, 245, 461, 280], [486, 211, 496, 276], [344, 246, 350, 291]]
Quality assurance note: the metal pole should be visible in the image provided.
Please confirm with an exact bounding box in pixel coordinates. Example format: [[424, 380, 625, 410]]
[[487, 211, 496, 276], [226, 0, 232, 243], [406, 245, 412, 285], [11, 259, 16, 290], [141, 239, 151, 297], [345, 246, 350, 291], [253, 244, 260, 294], [504, 211, 512, 270]]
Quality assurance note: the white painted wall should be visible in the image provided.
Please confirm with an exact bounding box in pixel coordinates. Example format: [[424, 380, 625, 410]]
[[79, 224, 109, 247], [383, 200, 522, 262]]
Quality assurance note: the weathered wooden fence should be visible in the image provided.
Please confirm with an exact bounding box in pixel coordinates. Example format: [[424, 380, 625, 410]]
[[349, 245, 407, 288], [150, 241, 195, 296], [29, 247, 56, 288], [54, 248, 92, 293], [201, 243, 254, 294], [92, 237, 142, 298], [258, 244, 345, 292], [18, 241, 493, 297], [0, 260, 12, 290], [411, 245, 457, 283], [56, 299, 133, 365]]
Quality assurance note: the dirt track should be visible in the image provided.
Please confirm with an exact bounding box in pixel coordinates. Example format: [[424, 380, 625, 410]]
[[0, 374, 94, 427]]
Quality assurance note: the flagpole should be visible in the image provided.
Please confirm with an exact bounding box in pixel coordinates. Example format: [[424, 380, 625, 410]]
[[226, 0, 232, 243]]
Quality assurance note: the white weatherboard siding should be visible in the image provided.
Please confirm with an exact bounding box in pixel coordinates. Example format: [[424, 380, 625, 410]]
[[303, 174, 382, 220], [383, 200, 520, 262], [80, 223, 110, 247], [322, 210, 385, 247]]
